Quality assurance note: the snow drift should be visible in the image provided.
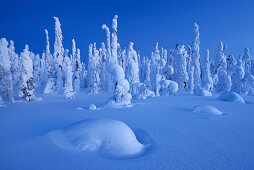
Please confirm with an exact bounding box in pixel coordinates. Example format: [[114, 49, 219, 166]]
[[218, 92, 245, 103], [48, 119, 148, 159], [193, 105, 223, 115]]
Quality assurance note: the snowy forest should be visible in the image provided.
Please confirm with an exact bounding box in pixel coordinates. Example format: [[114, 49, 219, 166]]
[[1, 15, 254, 104]]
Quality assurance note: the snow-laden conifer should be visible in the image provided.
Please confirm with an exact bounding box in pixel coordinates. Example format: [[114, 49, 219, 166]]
[[0, 38, 14, 102], [64, 57, 74, 99], [19, 45, 35, 101], [53, 17, 65, 94], [202, 50, 213, 91], [192, 23, 201, 92], [9, 40, 20, 88], [126, 42, 140, 86], [33, 54, 41, 87], [172, 44, 188, 93]]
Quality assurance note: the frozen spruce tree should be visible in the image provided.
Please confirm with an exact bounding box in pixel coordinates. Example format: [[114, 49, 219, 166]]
[[64, 57, 74, 99], [192, 23, 202, 93], [71, 39, 76, 62], [9, 40, 20, 88], [110, 15, 118, 64], [150, 43, 161, 92], [44, 29, 56, 94], [88, 43, 100, 94], [19, 45, 35, 101], [0, 38, 14, 102], [102, 15, 132, 104], [173, 44, 188, 93], [202, 50, 213, 91], [126, 42, 140, 86], [226, 55, 237, 76], [53, 17, 65, 94], [33, 54, 41, 87], [73, 48, 81, 92], [231, 56, 245, 94], [187, 45, 192, 74], [40, 53, 46, 85], [100, 42, 107, 89], [102, 24, 111, 62], [215, 41, 231, 92], [140, 56, 146, 82], [242, 48, 254, 95], [144, 57, 151, 88]]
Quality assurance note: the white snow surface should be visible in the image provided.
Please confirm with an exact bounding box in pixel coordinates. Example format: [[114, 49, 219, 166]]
[[0, 91, 254, 169], [219, 92, 245, 103]]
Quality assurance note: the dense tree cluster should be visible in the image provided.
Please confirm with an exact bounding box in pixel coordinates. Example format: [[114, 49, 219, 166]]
[[1, 15, 254, 104]]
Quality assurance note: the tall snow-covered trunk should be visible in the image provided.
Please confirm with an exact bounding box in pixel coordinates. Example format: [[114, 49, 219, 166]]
[[53, 17, 65, 94], [192, 23, 202, 93]]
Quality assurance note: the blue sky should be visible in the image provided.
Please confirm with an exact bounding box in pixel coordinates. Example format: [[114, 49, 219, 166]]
[[0, 0, 254, 63]]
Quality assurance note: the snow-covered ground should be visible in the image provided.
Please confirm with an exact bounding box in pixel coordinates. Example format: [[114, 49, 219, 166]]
[[0, 91, 254, 169]]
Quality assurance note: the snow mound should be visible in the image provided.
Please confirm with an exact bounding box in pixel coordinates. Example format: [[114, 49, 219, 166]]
[[88, 104, 97, 110], [159, 80, 178, 96], [218, 92, 245, 103], [193, 105, 223, 115], [49, 119, 147, 159]]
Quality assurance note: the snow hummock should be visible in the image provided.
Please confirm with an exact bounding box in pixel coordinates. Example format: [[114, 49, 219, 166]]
[[218, 92, 245, 103], [193, 105, 223, 115], [48, 119, 147, 159], [88, 104, 97, 110]]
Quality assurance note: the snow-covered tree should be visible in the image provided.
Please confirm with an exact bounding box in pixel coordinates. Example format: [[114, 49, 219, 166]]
[[44, 29, 56, 94], [88, 43, 100, 94], [243, 48, 252, 73], [40, 53, 46, 85], [64, 57, 74, 99], [102, 24, 111, 62], [9, 40, 20, 88], [172, 44, 188, 93], [214, 41, 231, 92], [126, 42, 140, 86], [144, 57, 151, 88], [202, 50, 213, 91], [187, 45, 192, 74], [231, 56, 245, 94], [53, 17, 65, 94], [33, 54, 41, 87], [242, 48, 254, 95], [0, 38, 14, 102], [100, 42, 107, 89], [226, 54, 237, 76], [71, 39, 76, 62], [110, 15, 118, 64], [19, 45, 35, 101], [73, 48, 81, 92], [117, 43, 122, 66], [150, 43, 161, 92], [188, 66, 194, 94], [192, 23, 202, 92], [44, 29, 55, 81], [101, 15, 131, 104], [140, 56, 146, 82]]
